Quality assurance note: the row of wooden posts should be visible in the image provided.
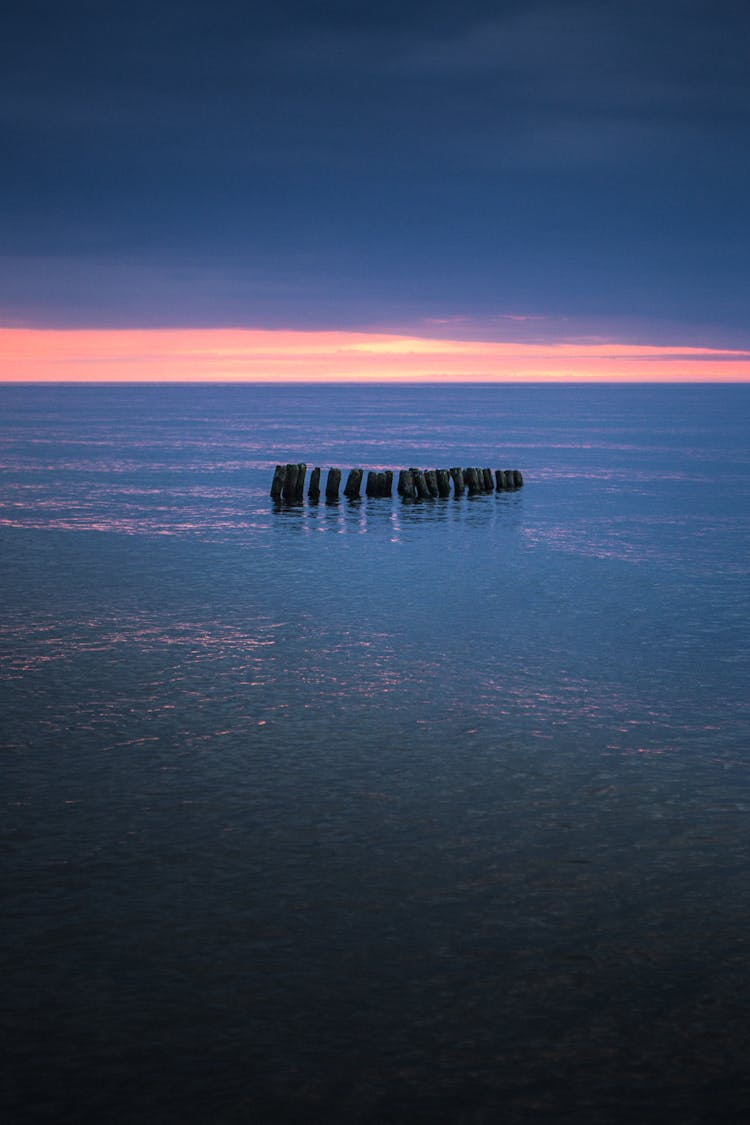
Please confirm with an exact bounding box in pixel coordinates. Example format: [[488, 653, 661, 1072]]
[[271, 463, 524, 502]]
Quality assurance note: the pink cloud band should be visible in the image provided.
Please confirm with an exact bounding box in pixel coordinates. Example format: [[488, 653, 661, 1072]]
[[2, 327, 749, 382]]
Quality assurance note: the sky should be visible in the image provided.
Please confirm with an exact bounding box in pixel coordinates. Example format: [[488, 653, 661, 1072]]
[[2, 0, 749, 380]]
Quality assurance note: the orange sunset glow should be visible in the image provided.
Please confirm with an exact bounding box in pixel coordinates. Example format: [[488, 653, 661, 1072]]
[[2, 327, 750, 382]]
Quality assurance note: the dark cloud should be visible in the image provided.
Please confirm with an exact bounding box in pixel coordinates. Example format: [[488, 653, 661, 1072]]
[[2, 0, 749, 341]]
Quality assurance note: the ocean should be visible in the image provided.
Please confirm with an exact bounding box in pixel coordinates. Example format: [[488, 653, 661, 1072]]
[[2, 382, 749, 1123]]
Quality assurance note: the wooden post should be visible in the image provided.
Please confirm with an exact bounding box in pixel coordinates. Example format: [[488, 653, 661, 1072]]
[[270, 464, 286, 500], [281, 463, 298, 501], [464, 467, 480, 495], [344, 468, 363, 498], [513, 469, 524, 488], [398, 469, 416, 500], [482, 468, 494, 492], [308, 467, 321, 501], [366, 470, 378, 497], [411, 469, 431, 500], [326, 467, 341, 499], [495, 469, 505, 491], [383, 470, 393, 497], [449, 467, 465, 495], [436, 469, 451, 498], [425, 469, 439, 498], [294, 463, 306, 500]]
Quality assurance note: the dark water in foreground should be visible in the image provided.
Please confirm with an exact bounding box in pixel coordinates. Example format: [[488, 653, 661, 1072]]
[[2, 382, 750, 1123]]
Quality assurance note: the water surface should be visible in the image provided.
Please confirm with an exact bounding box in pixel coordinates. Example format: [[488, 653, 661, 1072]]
[[2, 383, 750, 1123]]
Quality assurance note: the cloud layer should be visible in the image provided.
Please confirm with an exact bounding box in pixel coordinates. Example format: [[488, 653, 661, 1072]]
[[2, 1, 749, 348]]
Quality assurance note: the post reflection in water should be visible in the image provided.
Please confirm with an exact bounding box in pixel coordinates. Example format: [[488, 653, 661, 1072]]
[[272, 489, 524, 537]]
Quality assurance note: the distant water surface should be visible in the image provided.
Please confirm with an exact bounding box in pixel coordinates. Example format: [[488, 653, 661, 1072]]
[[2, 383, 750, 1123]]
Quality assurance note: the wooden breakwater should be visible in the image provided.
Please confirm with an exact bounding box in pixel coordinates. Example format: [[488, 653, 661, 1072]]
[[270, 463, 523, 502]]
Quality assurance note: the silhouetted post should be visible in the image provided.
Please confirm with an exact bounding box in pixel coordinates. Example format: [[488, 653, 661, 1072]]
[[449, 467, 465, 495], [436, 469, 451, 498], [326, 467, 341, 500], [294, 463, 307, 500], [464, 467, 480, 495], [369, 470, 387, 497], [513, 469, 524, 488], [482, 468, 494, 492], [425, 469, 439, 498], [495, 469, 505, 491], [366, 470, 378, 497], [281, 463, 298, 501], [270, 464, 286, 500], [383, 470, 393, 497], [411, 469, 431, 500], [344, 468, 363, 498], [308, 467, 321, 501], [398, 469, 416, 500]]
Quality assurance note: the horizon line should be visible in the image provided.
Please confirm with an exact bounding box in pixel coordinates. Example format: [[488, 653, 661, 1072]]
[[2, 378, 749, 386]]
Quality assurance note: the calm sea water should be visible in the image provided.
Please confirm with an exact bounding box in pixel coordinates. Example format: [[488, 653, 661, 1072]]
[[2, 382, 750, 1124]]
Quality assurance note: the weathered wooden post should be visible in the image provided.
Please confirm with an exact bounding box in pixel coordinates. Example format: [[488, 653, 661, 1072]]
[[482, 468, 494, 492], [365, 470, 378, 497], [513, 469, 524, 488], [495, 469, 505, 491], [449, 467, 465, 495], [344, 468, 363, 498], [398, 469, 416, 500], [425, 469, 439, 498], [464, 467, 480, 495], [294, 463, 307, 500], [281, 463, 298, 501], [308, 467, 321, 501], [270, 464, 286, 500], [383, 470, 393, 497], [411, 469, 431, 500], [436, 469, 451, 498], [326, 467, 341, 500]]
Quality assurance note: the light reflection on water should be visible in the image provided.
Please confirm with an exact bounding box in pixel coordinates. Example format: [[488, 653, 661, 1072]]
[[2, 383, 750, 1123]]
